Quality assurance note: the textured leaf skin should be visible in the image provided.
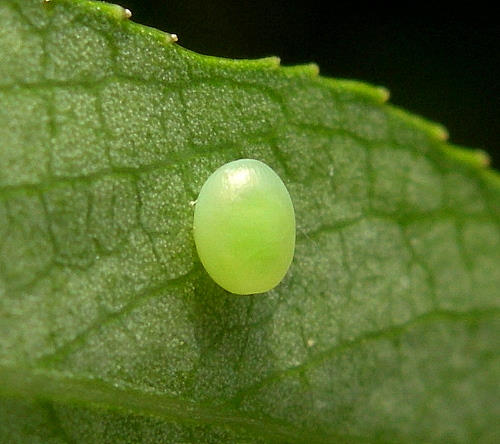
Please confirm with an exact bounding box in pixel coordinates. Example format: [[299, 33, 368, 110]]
[[0, 0, 499, 442]]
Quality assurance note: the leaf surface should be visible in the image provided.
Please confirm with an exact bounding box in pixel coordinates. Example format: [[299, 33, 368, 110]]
[[0, 1, 499, 442]]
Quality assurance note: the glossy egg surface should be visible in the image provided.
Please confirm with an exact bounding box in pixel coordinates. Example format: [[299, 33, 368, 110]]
[[193, 159, 295, 295]]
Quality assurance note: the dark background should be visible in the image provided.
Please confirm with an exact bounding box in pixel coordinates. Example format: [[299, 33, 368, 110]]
[[120, 1, 499, 168]]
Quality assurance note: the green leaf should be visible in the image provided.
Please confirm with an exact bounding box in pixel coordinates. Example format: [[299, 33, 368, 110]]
[[1, 0, 499, 442]]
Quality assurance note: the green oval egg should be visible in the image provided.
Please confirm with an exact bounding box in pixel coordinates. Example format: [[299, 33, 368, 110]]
[[193, 159, 296, 295]]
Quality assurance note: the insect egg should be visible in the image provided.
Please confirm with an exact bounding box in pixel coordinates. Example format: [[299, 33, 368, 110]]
[[193, 159, 295, 295]]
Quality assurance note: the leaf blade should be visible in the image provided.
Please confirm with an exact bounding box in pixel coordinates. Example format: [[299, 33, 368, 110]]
[[0, 0, 499, 442]]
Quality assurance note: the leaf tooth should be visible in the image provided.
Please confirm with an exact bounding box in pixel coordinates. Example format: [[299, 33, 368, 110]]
[[49, 0, 133, 22], [377, 86, 390, 103], [269, 56, 281, 66], [282, 63, 320, 77], [413, 120, 448, 141], [324, 78, 390, 103], [442, 145, 491, 169], [387, 106, 450, 142], [431, 123, 449, 141], [107, 5, 132, 20], [106, 4, 132, 20], [255, 56, 281, 68]]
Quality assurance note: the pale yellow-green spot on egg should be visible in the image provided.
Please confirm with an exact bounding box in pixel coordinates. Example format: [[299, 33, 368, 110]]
[[193, 159, 296, 295]]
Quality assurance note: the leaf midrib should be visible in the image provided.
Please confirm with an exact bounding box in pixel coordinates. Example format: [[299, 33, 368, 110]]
[[1, 308, 496, 443], [0, 365, 355, 444]]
